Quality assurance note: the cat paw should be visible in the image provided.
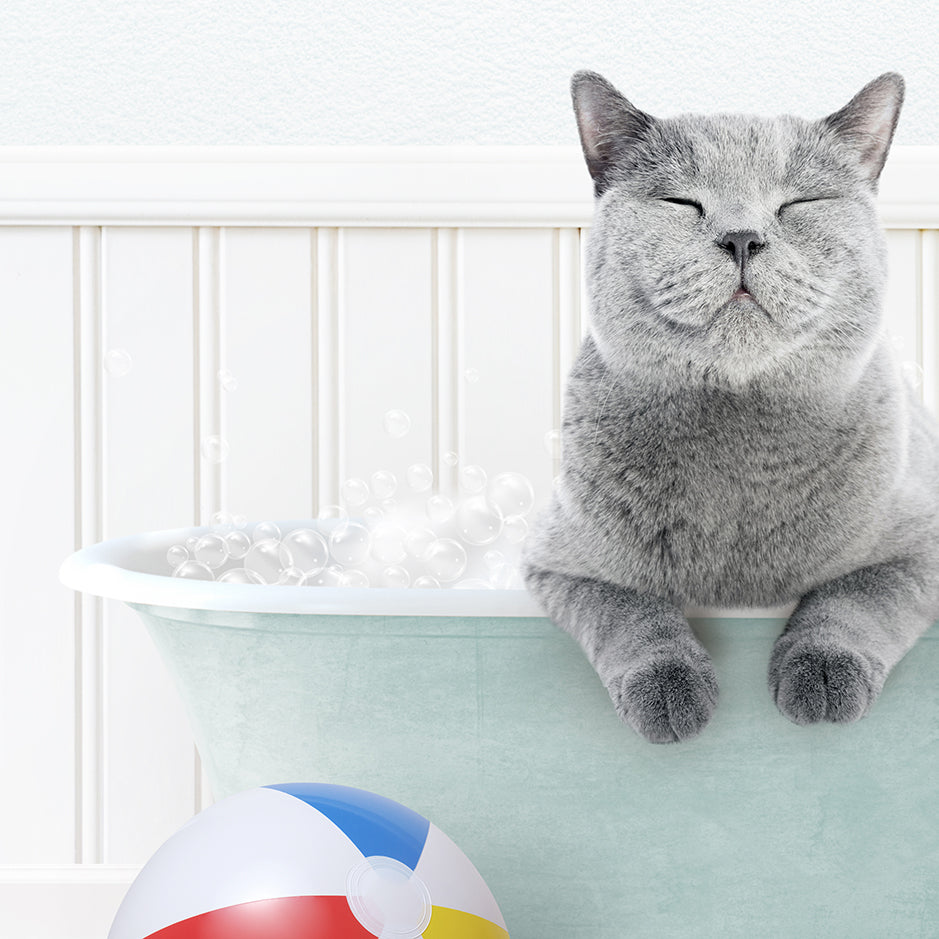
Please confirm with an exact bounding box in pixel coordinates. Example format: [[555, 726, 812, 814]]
[[611, 651, 719, 744], [769, 637, 885, 726]]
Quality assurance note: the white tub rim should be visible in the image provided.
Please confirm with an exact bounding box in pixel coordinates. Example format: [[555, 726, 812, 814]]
[[58, 519, 546, 617]]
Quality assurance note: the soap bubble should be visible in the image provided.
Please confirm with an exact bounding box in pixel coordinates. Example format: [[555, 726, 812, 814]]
[[218, 368, 238, 392], [172, 560, 214, 581], [422, 538, 467, 583], [329, 521, 371, 566], [455, 496, 503, 546], [277, 566, 305, 585], [459, 465, 487, 494], [340, 569, 370, 588], [370, 470, 397, 500], [166, 544, 189, 568], [383, 409, 412, 438], [218, 567, 265, 584], [300, 565, 344, 587], [340, 477, 370, 507], [185, 536, 198, 549], [380, 565, 411, 588], [464, 368, 480, 384], [406, 463, 434, 492], [443, 451, 459, 467], [318, 504, 348, 522], [544, 429, 562, 459], [363, 505, 384, 523], [193, 533, 229, 570], [232, 514, 247, 529], [282, 528, 328, 574], [413, 575, 440, 589], [405, 527, 436, 559], [225, 529, 252, 559], [201, 435, 229, 464], [455, 578, 492, 589], [426, 494, 455, 524], [483, 549, 505, 570], [210, 511, 232, 531], [104, 348, 133, 376], [503, 514, 529, 544], [370, 525, 407, 565], [488, 472, 535, 517], [243, 539, 291, 584], [253, 521, 281, 543]]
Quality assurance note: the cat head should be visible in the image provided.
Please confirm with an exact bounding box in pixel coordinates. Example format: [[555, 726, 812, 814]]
[[573, 71, 904, 389]]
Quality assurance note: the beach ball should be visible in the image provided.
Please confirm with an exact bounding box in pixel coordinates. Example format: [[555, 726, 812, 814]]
[[109, 782, 510, 938]]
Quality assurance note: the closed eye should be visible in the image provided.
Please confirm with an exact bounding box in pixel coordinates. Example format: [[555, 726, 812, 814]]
[[777, 195, 839, 217], [661, 197, 704, 217]]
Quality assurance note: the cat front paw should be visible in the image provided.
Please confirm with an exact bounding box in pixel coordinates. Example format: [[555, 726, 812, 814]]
[[769, 636, 886, 726], [611, 650, 719, 744]]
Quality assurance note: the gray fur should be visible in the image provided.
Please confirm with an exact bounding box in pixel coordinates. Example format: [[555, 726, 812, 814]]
[[522, 71, 939, 743]]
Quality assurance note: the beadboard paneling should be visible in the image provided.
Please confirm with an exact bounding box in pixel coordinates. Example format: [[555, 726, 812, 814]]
[[0, 147, 937, 938]]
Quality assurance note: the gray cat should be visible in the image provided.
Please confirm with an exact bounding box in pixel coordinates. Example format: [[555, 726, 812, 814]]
[[522, 70, 939, 743]]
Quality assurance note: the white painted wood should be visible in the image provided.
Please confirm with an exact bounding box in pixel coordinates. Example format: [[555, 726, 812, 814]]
[[460, 229, 557, 515], [884, 229, 923, 399], [433, 228, 461, 498], [0, 866, 136, 939], [922, 230, 939, 417], [314, 228, 342, 511], [196, 227, 222, 524], [99, 227, 199, 863], [76, 225, 103, 865], [0, 228, 76, 864], [220, 228, 316, 521], [0, 146, 933, 227], [340, 228, 436, 513]]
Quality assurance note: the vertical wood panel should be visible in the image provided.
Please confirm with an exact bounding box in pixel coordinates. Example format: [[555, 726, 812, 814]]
[[341, 228, 435, 499], [460, 229, 556, 514], [884, 229, 922, 398], [100, 227, 197, 863], [434, 228, 460, 497], [76, 226, 103, 864], [221, 228, 315, 521], [921, 230, 939, 417], [0, 227, 76, 862], [315, 228, 342, 511]]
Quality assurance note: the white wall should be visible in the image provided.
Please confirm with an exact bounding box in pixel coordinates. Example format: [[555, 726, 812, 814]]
[[0, 0, 937, 145]]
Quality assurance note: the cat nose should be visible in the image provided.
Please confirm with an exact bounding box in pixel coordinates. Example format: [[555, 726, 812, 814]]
[[717, 230, 765, 267]]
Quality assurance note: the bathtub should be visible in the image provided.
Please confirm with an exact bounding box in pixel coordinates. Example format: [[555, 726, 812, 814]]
[[60, 520, 939, 938]]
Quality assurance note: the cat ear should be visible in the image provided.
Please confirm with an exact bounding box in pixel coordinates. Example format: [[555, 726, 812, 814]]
[[571, 71, 655, 196], [822, 73, 905, 186]]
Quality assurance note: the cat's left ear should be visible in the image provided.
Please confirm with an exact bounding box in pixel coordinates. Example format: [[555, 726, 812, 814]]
[[822, 73, 904, 186]]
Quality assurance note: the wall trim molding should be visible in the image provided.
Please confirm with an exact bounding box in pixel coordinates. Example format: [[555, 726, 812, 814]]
[[0, 145, 936, 227]]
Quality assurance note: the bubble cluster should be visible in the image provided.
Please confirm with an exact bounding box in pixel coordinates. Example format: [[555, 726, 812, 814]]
[[165, 462, 541, 589]]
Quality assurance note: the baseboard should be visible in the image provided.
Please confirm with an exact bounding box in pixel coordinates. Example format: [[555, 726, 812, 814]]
[[0, 866, 136, 939]]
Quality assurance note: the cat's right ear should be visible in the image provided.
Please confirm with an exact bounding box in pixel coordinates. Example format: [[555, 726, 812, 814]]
[[571, 71, 655, 196]]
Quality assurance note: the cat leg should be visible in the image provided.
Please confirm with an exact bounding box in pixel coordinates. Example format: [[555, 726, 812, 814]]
[[524, 567, 718, 743], [769, 560, 937, 725]]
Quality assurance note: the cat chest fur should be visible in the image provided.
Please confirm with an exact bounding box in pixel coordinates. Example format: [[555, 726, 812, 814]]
[[559, 358, 899, 607]]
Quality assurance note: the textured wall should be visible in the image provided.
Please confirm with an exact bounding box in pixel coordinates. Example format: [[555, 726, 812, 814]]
[[0, 2, 935, 146]]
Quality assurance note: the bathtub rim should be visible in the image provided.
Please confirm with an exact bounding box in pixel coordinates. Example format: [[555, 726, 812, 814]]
[[58, 519, 546, 617]]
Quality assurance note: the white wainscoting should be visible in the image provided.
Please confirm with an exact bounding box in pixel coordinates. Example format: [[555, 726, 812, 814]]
[[2, 146, 939, 938]]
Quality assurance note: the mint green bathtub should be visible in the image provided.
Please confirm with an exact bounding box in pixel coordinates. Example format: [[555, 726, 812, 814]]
[[61, 522, 939, 938]]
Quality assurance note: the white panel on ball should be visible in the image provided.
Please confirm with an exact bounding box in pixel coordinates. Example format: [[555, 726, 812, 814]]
[[99, 226, 199, 863]]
